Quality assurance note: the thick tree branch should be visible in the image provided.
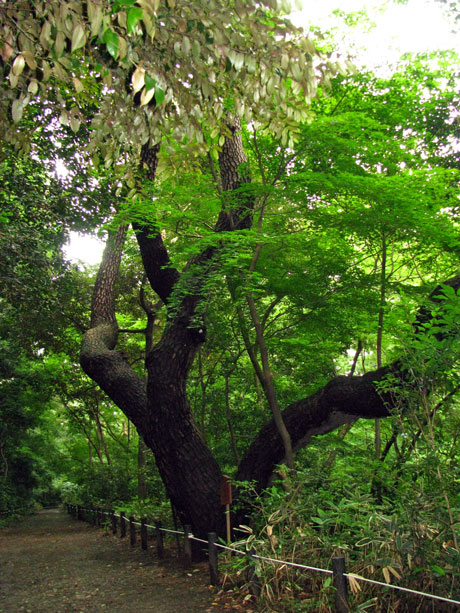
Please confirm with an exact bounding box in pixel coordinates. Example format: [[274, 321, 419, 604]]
[[236, 274, 460, 491], [132, 144, 180, 304], [90, 226, 127, 329], [236, 365, 395, 490], [80, 226, 148, 430]]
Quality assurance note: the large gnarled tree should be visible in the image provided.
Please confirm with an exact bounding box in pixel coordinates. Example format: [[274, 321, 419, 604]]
[[2, 0, 459, 538]]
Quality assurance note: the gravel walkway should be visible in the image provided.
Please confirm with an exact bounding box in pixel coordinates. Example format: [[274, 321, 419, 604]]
[[0, 508, 221, 612]]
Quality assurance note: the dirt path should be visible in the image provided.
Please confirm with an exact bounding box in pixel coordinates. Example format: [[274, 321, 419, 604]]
[[0, 509, 229, 612]]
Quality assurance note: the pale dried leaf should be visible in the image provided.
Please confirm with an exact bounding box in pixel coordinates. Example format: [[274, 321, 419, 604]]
[[118, 36, 127, 60], [11, 99, 23, 122], [182, 36, 191, 55], [87, 1, 103, 38], [73, 77, 84, 93], [382, 567, 391, 584], [12, 55, 26, 76], [140, 87, 155, 106], [347, 574, 363, 594], [27, 79, 39, 95], [22, 51, 37, 71], [388, 566, 402, 580], [55, 30, 66, 56], [70, 115, 81, 133], [131, 66, 145, 93], [1, 33, 14, 62], [71, 23, 86, 52], [59, 110, 69, 126]]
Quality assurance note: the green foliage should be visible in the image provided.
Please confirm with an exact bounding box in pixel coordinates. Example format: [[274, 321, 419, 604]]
[[1, 17, 460, 610], [0, 0, 340, 169], [223, 456, 460, 612]]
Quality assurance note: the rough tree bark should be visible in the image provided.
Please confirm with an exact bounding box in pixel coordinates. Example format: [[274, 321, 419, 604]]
[[81, 119, 254, 537], [81, 114, 460, 539]]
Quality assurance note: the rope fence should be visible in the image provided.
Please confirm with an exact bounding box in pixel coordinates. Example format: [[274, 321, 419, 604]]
[[66, 504, 460, 612]]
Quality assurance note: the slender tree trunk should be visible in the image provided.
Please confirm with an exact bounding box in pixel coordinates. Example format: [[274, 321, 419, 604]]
[[94, 403, 111, 465], [0, 439, 8, 478], [246, 294, 295, 469], [137, 437, 148, 500], [375, 235, 387, 465], [224, 368, 240, 464]]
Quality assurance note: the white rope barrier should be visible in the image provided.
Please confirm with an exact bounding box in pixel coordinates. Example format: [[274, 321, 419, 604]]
[[158, 527, 185, 536], [188, 535, 208, 545], [252, 553, 333, 575], [214, 542, 246, 555], [209, 536, 460, 604], [343, 573, 460, 606], [68, 507, 460, 607]]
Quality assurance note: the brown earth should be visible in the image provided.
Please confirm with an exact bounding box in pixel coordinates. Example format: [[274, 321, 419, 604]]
[[0, 508, 247, 612]]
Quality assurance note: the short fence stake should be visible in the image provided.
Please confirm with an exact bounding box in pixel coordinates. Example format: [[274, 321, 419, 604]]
[[129, 516, 136, 547], [141, 517, 148, 551], [120, 512, 126, 538], [184, 525, 193, 568], [155, 521, 164, 559], [111, 510, 117, 535], [247, 547, 261, 598], [208, 532, 219, 586], [332, 556, 349, 613], [77, 505, 82, 521]]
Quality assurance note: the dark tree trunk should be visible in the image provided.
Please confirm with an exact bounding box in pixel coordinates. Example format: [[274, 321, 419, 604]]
[[81, 113, 460, 540], [81, 120, 253, 538], [237, 275, 460, 493], [236, 365, 396, 491]]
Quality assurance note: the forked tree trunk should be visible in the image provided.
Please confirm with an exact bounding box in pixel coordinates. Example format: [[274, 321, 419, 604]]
[[81, 120, 253, 537], [81, 115, 460, 538]]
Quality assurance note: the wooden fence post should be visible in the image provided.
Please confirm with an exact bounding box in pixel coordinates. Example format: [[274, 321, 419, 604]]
[[111, 510, 117, 535], [247, 547, 261, 598], [129, 516, 136, 547], [141, 517, 148, 551], [208, 532, 219, 586], [155, 521, 164, 559], [332, 556, 349, 613], [77, 505, 82, 521], [120, 512, 126, 538], [184, 525, 193, 568]]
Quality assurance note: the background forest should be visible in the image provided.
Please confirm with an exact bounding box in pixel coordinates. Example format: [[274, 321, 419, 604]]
[[1, 0, 460, 611]]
